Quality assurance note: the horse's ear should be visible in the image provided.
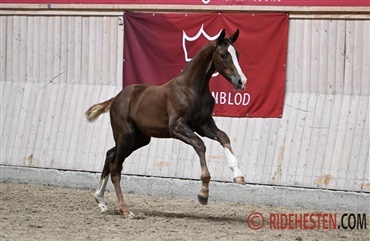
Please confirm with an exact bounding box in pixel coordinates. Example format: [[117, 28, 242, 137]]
[[217, 29, 226, 44], [229, 29, 239, 43]]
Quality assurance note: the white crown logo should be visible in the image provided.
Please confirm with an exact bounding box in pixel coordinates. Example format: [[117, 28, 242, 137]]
[[182, 24, 222, 62]]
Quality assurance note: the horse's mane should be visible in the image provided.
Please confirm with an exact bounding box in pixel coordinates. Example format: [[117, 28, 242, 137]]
[[177, 38, 232, 77], [178, 41, 216, 76]]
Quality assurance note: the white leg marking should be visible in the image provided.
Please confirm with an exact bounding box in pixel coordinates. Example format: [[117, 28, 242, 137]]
[[228, 45, 247, 87], [224, 147, 243, 178], [94, 175, 109, 212]]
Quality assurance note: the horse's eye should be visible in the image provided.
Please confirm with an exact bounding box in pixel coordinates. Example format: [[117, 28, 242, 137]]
[[220, 54, 227, 59]]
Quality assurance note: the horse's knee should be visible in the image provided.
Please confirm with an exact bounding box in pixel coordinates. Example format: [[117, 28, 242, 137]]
[[193, 140, 206, 154], [216, 130, 231, 146]]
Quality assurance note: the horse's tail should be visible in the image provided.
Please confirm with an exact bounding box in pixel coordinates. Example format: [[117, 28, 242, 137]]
[[85, 97, 115, 122]]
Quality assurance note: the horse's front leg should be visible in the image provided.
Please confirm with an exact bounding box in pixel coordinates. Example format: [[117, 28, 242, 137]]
[[170, 119, 211, 205], [220, 137, 245, 183], [198, 119, 245, 184]]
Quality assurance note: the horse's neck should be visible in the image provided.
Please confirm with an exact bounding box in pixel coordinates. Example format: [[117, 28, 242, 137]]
[[181, 45, 215, 94]]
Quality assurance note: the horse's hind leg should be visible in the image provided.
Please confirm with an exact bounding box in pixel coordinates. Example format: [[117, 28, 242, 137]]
[[94, 147, 115, 212], [110, 130, 138, 218], [110, 132, 151, 217], [94, 131, 150, 216]]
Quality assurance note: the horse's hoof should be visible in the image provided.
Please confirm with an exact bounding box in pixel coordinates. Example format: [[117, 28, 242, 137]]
[[197, 194, 208, 205], [233, 176, 245, 184], [98, 204, 108, 213], [116, 209, 135, 218], [121, 210, 135, 219], [125, 211, 135, 219]]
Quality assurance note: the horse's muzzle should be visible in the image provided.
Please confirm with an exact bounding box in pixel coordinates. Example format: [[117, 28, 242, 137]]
[[233, 78, 246, 90]]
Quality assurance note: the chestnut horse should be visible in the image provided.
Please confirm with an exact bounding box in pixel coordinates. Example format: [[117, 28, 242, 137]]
[[86, 29, 247, 218]]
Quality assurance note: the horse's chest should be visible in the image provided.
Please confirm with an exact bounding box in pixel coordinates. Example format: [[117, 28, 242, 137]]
[[185, 96, 214, 123]]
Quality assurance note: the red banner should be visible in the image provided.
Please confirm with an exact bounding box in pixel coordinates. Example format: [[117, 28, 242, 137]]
[[2, 0, 369, 6], [123, 12, 288, 117]]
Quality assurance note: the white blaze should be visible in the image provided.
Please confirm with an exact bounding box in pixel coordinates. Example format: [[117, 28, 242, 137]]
[[228, 45, 247, 86]]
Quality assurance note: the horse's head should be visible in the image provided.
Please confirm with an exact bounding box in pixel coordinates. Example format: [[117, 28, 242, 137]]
[[213, 29, 247, 90]]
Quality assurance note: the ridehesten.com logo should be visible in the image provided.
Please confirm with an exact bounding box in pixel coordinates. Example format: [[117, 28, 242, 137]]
[[246, 212, 367, 230]]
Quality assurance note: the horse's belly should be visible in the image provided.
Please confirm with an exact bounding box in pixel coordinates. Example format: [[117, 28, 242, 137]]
[[134, 119, 171, 138], [131, 102, 171, 138]]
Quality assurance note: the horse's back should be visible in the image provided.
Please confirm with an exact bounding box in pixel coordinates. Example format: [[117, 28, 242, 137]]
[[113, 84, 156, 105], [111, 83, 171, 138]]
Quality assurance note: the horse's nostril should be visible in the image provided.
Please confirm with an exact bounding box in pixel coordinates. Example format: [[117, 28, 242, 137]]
[[238, 79, 242, 85]]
